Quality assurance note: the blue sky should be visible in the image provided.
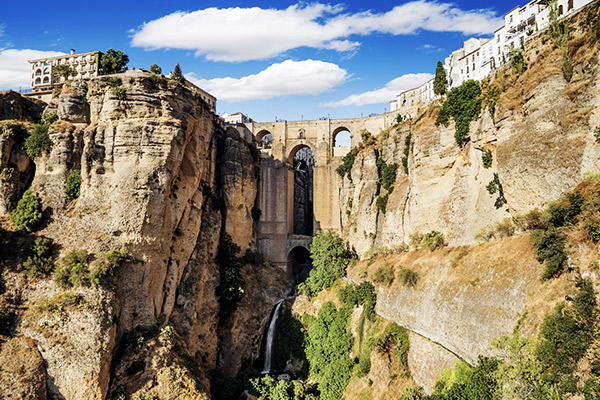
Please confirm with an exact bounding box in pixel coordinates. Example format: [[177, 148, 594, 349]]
[[0, 0, 515, 122]]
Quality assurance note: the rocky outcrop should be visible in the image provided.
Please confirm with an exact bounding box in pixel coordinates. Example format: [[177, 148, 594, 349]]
[[0, 122, 35, 214], [0, 336, 48, 400], [0, 74, 272, 399], [0, 91, 44, 122], [340, 6, 600, 255]]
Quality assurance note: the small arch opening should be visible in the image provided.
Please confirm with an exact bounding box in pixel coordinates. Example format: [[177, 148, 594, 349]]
[[256, 130, 273, 149], [42, 77, 49, 84], [287, 246, 312, 284], [333, 128, 351, 147]]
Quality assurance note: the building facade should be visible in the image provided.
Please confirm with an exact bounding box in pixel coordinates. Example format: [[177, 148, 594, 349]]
[[389, 0, 593, 116], [28, 49, 100, 97], [221, 112, 253, 124]]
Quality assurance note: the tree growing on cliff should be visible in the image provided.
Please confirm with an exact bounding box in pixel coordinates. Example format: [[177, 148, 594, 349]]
[[433, 60, 447, 96], [99, 49, 129, 74], [172, 63, 184, 83], [149, 64, 162, 75], [298, 230, 353, 296], [11, 190, 43, 232]]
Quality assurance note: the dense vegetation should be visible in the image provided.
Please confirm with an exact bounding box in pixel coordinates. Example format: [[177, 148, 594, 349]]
[[10, 190, 43, 232], [65, 169, 82, 198], [336, 148, 357, 179], [24, 113, 57, 158], [435, 80, 482, 147], [215, 233, 245, 322], [298, 231, 353, 297]]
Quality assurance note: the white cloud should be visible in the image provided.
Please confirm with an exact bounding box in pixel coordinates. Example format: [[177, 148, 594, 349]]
[[321, 73, 434, 107], [130, 1, 503, 62], [0, 49, 65, 90], [186, 59, 348, 102]]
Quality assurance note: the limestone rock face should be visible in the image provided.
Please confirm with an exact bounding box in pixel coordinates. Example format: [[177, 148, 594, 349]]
[[0, 90, 44, 121], [341, 35, 600, 254], [0, 75, 265, 399], [0, 123, 34, 214], [0, 336, 48, 400]]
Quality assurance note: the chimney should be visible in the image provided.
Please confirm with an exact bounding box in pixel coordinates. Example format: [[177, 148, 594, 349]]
[[70, 49, 75, 55]]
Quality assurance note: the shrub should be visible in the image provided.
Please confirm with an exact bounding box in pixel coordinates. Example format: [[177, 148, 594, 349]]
[[495, 217, 515, 238], [371, 323, 410, 368], [216, 233, 244, 322], [514, 209, 547, 231], [360, 129, 376, 146], [397, 266, 418, 287], [372, 263, 394, 286], [54, 250, 91, 288], [509, 47, 527, 76], [421, 231, 445, 251], [275, 309, 308, 377], [0, 297, 13, 335], [89, 249, 132, 287], [547, 192, 583, 227], [35, 291, 83, 313], [112, 85, 126, 99], [299, 230, 352, 297], [376, 158, 398, 192], [595, 126, 600, 144], [402, 132, 413, 174], [400, 386, 424, 400], [11, 190, 43, 232], [23, 237, 54, 278], [485, 86, 501, 118], [85, 140, 98, 168], [486, 173, 507, 205], [240, 249, 268, 266], [584, 378, 600, 400], [1, 167, 14, 182], [436, 80, 482, 147], [149, 64, 162, 74], [531, 229, 568, 280], [24, 122, 52, 158], [159, 325, 174, 345], [562, 47, 573, 82], [150, 73, 165, 88], [537, 279, 596, 387], [65, 169, 82, 198], [109, 77, 122, 88], [338, 282, 376, 320], [482, 149, 493, 168], [376, 194, 388, 214], [336, 148, 357, 179]]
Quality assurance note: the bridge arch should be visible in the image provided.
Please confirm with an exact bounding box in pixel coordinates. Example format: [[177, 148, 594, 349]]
[[287, 246, 312, 284], [332, 126, 351, 147], [288, 144, 315, 236], [256, 130, 273, 148]]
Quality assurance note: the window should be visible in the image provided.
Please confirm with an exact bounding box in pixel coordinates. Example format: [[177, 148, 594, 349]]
[[473, 63, 475, 70], [466, 66, 469, 73], [558, 5, 563, 15], [509, 15, 513, 23], [568, 0, 573, 10]]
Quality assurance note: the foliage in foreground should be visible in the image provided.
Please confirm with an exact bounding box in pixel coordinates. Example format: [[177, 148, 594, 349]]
[[11, 190, 43, 232], [435, 80, 482, 147], [298, 230, 353, 297]]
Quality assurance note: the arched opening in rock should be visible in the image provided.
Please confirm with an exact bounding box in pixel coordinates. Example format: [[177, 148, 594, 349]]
[[256, 130, 273, 149], [288, 145, 314, 236], [287, 246, 312, 284]]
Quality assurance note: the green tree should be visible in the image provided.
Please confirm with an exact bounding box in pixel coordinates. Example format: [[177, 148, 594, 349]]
[[172, 62, 184, 83], [298, 230, 352, 296], [433, 60, 447, 96], [99, 49, 129, 74], [149, 64, 162, 74], [435, 80, 482, 147], [23, 237, 54, 278], [65, 169, 82, 198], [52, 64, 77, 80], [11, 190, 43, 232]]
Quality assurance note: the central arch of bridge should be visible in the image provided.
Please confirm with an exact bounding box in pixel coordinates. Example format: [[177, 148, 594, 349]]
[[245, 113, 396, 268]]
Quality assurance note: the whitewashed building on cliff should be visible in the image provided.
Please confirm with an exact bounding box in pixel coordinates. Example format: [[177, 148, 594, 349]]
[[28, 49, 101, 101], [390, 0, 593, 117]]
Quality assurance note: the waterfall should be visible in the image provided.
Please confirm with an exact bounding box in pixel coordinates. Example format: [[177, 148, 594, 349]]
[[261, 300, 284, 374]]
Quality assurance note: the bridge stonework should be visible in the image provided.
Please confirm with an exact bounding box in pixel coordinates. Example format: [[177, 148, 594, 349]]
[[245, 113, 397, 270]]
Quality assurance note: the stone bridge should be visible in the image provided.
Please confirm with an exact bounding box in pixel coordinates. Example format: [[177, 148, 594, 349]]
[[243, 112, 399, 277]]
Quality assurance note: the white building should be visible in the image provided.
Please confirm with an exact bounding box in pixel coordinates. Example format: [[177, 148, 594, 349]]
[[221, 112, 253, 124], [389, 0, 593, 114], [28, 49, 100, 101]]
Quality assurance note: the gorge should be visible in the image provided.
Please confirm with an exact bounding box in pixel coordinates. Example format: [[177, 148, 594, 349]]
[[1, 2, 600, 399]]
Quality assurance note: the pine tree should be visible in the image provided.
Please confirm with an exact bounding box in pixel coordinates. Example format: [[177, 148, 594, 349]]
[[172, 62, 184, 83], [433, 60, 447, 96]]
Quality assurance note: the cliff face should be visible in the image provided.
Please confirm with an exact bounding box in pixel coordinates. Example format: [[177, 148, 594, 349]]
[[0, 74, 281, 399], [340, 6, 600, 257]]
